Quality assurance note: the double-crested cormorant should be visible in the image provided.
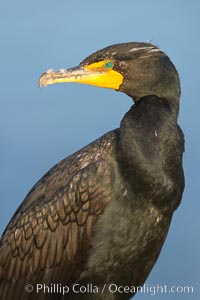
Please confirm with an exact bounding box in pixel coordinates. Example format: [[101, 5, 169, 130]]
[[0, 42, 184, 299]]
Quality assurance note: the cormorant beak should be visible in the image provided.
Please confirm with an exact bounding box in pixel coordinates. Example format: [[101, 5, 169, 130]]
[[39, 61, 123, 90]]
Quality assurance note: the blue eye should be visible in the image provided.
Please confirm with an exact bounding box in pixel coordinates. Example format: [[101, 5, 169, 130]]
[[104, 61, 113, 69]]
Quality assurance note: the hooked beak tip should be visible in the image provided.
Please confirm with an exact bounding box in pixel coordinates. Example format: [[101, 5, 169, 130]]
[[38, 69, 55, 88]]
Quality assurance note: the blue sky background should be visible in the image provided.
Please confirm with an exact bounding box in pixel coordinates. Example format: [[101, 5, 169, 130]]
[[1, 1, 199, 299]]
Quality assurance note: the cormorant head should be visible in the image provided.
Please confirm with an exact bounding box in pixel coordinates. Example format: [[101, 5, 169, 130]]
[[39, 42, 180, 103]]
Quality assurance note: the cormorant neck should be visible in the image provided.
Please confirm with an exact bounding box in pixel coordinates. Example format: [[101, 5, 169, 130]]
[[118, 95, 181, 200], [132, 95, 180, 121]]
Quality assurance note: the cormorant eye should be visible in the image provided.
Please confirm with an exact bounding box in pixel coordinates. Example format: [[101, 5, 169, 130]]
[[104, 61, 113, 69]]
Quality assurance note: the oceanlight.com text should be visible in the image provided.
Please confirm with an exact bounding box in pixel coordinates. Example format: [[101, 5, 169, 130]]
[[24, 282, 194, 296]]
